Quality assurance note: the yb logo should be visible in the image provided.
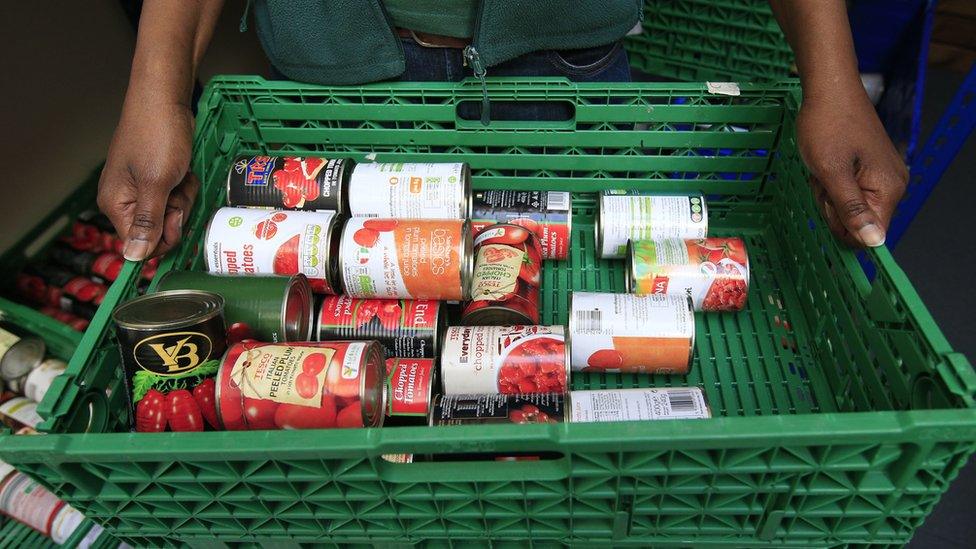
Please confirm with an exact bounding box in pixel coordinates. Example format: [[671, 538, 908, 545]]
[[135, 332, 212, 375]]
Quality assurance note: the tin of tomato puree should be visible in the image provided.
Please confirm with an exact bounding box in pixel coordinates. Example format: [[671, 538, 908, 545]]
[[440, 325, 569, 395], [430, 393, 566, 426], [627, 238, 750, 312], [317, 296, 442, 358], [113, 290, 227, 429], [470, 190, 572, 260], [384, 358, 435, 425], [226, 155, 351, 212], [0, 322, 46, 392], [205, 207, 341, 294], [347, 162, 471, 219], [569, 387, 711, 422], [339, 218, 473, 301], [216, 340, 385, 430], [596, 191, 708, 259], [157, 271, 314, 342], [22, 358, 67, 404], [462, 224, 542, 326], [569, 292, 694, 374]]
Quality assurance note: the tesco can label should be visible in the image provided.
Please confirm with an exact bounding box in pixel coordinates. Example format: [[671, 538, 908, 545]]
[[348, 162, 468, 218], [599, 192, 707, 258]]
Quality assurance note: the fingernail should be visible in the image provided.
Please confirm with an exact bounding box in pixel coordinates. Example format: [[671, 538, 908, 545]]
[[857, 223, 886, 247], [123, 239, 150, 261], [177, 210, 185, 231]]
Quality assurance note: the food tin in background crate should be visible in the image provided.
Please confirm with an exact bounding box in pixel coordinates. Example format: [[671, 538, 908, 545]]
[[0, 79, 973, 548]]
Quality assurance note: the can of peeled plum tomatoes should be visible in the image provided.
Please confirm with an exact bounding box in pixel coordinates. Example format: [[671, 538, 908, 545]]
[[627, 238, 750, 311], [157, 271, 314, 342], [215, 340, 385, 430], [347, 162, 471, 219], [384, 358, 436, 426], [596, 191, 708, 259], [569, 292, 694, 375], [226, 155, 351, 212], [338, 218, 473, 301], [204, 207, 342, 294], [440, 325, 570, 395], [462, 223, 542, 325], [316, 296, 442, 358], [470, 190, 572, 260], [430, 393, 566, 426]]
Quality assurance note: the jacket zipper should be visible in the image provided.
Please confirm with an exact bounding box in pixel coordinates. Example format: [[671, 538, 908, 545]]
[[465, 0, 490, 125]]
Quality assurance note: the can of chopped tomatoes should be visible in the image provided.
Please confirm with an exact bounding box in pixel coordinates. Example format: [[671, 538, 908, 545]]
[[347, 162, 471, 219], [440, 325, 569, 395], [216, 340, 385, 430], [204, 207, 341, 294], [430, 393, 566, 425], [316, 296, 442, 358], [596, 191, 708, 259], [627, 238, 750, 311], [470, 190, 572, 260], [569, 292, 695, 375], [569, 387, 711, 422], [0, 464, 86, 544], [338, 218, 473, 301], [462, 224, 542, 325], [227, 155, 351, 212], [384, 358, 436, 426], [157, 271, 314, 343]]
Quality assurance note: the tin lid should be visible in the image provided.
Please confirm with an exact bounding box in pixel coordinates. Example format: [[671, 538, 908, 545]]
[[460, 220, 475, 301], [0, 338, 45, 382], [113, 290, 224, 331], [624, 240, 636, 293], [460, 163, 473, 219], [360, 341, 386, 428], [283, 275, 314, 341]]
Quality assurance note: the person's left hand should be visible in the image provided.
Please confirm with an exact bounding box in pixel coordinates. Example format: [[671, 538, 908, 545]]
[[796, 89, 908, 248]]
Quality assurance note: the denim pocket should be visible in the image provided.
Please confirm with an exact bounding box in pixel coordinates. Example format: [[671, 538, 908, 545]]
[[547, 42, 623, 78]]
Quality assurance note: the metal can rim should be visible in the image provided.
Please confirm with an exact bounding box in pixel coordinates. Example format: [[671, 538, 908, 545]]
[[284, 274, 314, 342], [0, 338, 46, 383], [112, 290, 225, 331], [337, 218, 354, 296], [361, 340, 386, 428], [202, 209, 221, 273], [625, 240, 636, 294], [460, 220, 474, 301], [595, 192, 606, 259], [461, 163, 473, 220], [461, 306, 535, 327]]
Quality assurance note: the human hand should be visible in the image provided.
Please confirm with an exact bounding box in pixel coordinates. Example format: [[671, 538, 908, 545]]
[[797, 90, 908, 248], [97, 100, 199, 261]]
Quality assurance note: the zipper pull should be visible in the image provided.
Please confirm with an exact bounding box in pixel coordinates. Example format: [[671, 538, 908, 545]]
[[464, 46, 490, 126], [240, 0, 253, 32]]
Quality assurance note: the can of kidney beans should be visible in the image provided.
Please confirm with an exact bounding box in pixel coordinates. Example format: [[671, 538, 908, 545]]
[[22, 358, 67, 404], [596, 191, 708, 259], [440, 325, 569, 395], [470, 190, 572, 260], [627, 238, 750, 312], [430, 393, 566, 426], [157, 271, 314, 343], [0, 465, 85, 544], [204, 207, 341, 294], [569, 292, 695, 375], [384, 358, 436, 426], [216, 340, 385, 430], [113, 290, 227, 430], [569, 387, 711, 422], [462, 224, 542, 325], [316, 296, 442, 358], [347, 162, 471, 219], [226, 155, 351, 212], [339, 218, 473, 301]]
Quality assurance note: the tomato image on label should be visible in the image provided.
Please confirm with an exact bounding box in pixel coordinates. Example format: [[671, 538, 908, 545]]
[[317, 296, 441, 359], [463, 224, 542, 325], [441, 326, 568, 395]]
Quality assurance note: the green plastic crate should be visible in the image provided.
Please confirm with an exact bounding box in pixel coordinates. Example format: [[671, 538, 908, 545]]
[[0, 515, 114, 549], [625, 0, 794, 81], [0, 77, 973, 547]]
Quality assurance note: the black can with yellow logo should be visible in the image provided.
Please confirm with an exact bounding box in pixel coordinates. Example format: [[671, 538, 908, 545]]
[[113, 290, 226, 432]]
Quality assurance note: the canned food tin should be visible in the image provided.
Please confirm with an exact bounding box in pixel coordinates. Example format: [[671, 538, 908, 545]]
[[430, 393, 566, 425], [216, 340, 385, 430], [204, 207, 342, 294], [440, 325, 569, 395], [113, 290, 227, 431], [38, 307, 89, 332], [0, 323, 45, 390], [339, 218, 473, 301], [384, 358, 436, 425], [0, 397, 43, 430], [157, 271, 314, 342], [569, 292, 695, 375], [470, 190, 572, 260], [226, 155, 351, 212], [347, 162, 471, 219], [49, 242, 126, 284], [63, 217, 124, 255], [596, 191, 708, 259], [22, 358, 67, 404], [462, 224, 542, 326], [317, 296, 442, 358], [569, 387, 711, 422], [0, 467, 85, 544], [627, 238, 750, 311]]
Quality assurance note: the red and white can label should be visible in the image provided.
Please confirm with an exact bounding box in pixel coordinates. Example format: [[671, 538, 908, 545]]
[[440, 325, 568, 395], [570, 388, 710, 422], [470, 190, 572, 260], [318, 296, 440, 358], [0, 472, 66, 537], [631, 238, 749, 311], [205, 207, 338, 293], [385, 358, 434, 417], [348, 162, 467, 218]]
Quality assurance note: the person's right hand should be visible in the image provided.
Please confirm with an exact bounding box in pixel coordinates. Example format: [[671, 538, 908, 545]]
[[97, 100, 199, 261]]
